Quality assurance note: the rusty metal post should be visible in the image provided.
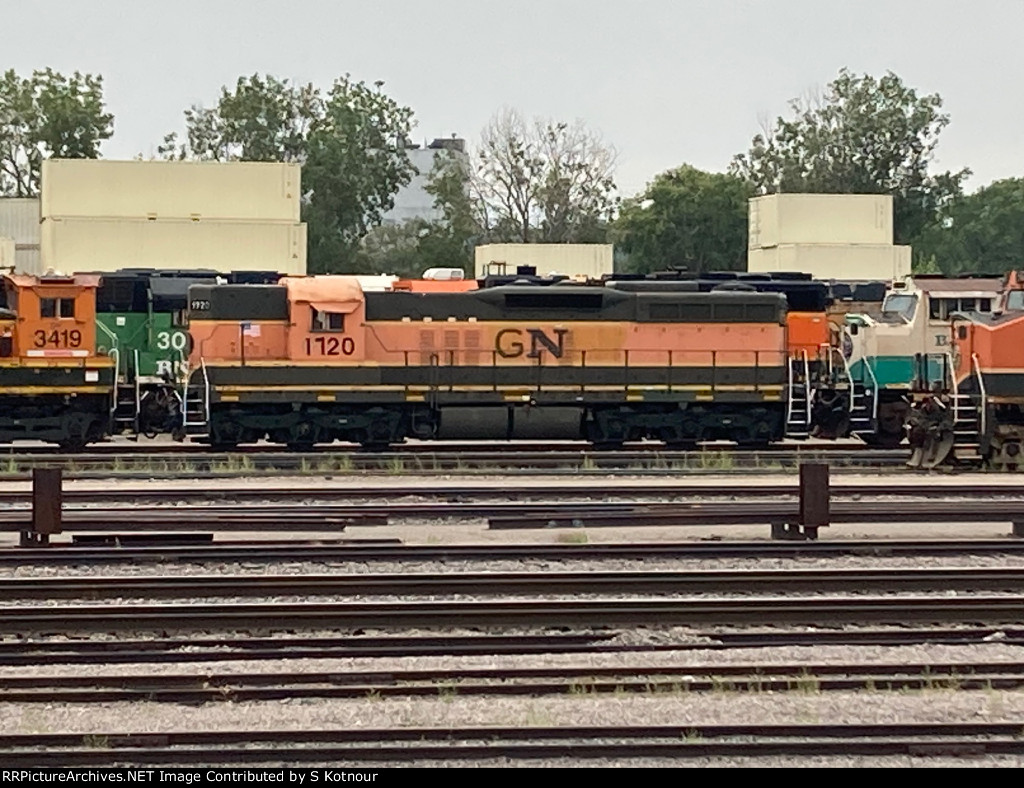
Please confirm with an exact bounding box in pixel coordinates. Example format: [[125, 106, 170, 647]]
[[23, 467, 62, 547], [798, 462, 830, 540]]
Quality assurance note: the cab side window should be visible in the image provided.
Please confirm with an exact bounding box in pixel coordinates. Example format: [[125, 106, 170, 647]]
[[40, 298, 75, 319], [311, 308, 344, 333]]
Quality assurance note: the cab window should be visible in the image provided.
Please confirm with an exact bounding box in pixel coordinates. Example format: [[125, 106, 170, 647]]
[[40, 298, 76, 319], [881, 293, 918, 322], [311, 308, 344, 333]]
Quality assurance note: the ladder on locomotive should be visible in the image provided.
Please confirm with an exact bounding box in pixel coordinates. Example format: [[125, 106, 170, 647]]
[[785, 351, 812, 438], [181, 358, 211, 436], [950, 351, 985, 461], [110, 348, 142, 438], [841, 349, 876, 439]]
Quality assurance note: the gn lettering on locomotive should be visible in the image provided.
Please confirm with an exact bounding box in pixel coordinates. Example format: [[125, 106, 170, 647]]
[[495, 328, 569, 359]]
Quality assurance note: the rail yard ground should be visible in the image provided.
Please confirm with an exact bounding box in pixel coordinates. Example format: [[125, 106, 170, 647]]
[[5, 464, 1024, 766]]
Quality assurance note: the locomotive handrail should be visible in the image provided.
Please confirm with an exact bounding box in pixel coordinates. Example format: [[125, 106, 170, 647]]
[[947, 351, 960, 427], [973, 352, 987, 437], [107, 347, 120, 419], [133, 349, 142, 431], [801, 350, 811, 427], [862, 357, 879, 423]]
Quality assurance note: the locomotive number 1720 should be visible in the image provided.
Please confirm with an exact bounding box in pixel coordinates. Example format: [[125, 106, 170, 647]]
[[305, 337, 355, 356]]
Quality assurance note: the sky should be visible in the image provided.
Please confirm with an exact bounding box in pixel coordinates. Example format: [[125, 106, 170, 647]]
[[5, 0, 1023, 198]]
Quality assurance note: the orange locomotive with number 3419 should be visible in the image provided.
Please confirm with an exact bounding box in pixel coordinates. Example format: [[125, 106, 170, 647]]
[[0, 273, 116, 449]]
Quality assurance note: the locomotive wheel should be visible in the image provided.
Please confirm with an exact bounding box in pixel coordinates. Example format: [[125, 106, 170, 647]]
[[909, 430, 955, 470]]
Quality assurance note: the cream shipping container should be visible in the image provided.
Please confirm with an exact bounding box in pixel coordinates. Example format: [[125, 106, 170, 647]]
[[0, 237, 14, 268], [747, 244, 912, 281], [0, 198, 42, 275], [41, 218, 306, 274], [748, 194, 894, 249], [475, 244, 613, 279], [41, 160, 301, 223]]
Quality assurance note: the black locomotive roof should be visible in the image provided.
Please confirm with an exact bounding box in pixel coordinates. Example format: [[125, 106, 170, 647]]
[[366, 285, 786, 324]]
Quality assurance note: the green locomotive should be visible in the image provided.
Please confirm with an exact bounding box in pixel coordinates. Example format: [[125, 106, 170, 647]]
[[93, 269, 221, 438]]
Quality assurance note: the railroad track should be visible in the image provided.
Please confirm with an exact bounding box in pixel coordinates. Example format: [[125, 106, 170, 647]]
[[4, 497, 1024, 533], [10, 566, 1024, 600], [0, 445, 909, 479], [2, 723, 1022, 765], [4, 439, 892, 456], [2, 480, 1021, 505], [6, 660, 1024, 704], [3, 627, 1023, 667], [9, 539, 1024, 566], [7, 596, 1024, 633]]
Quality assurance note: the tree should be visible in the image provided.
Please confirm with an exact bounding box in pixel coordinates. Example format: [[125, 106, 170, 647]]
[[612, 166, 751, 274], [472, 109, 617, 243], [354, 151, 478, 277], [0, 69, 113, 196], [161, 74, 416, 273], [913, 178, 1024, 274], [731, 69, 969, 248]]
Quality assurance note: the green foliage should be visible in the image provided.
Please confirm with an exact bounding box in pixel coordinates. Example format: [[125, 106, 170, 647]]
[[913, 178, 1024, 275], [612, 165, 750, 273], [731, 69, 969, 247], [0, 69, 113, 196], [162, 73, 416, 273], [353, 150, 476, 276], [472, 109, 617, 243]]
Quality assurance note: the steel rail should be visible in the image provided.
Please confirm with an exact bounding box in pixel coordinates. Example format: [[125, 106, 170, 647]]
[[7, 595, 1024, 633], [6, 539, 1024, 567], [1, 480, 1021, 505], [9, 566, 1024, 601], [1, 724, 1022, 765], [5, 498, 1024, 533], [4, 660, 1024, 705], [1, 628, 1022, 666]]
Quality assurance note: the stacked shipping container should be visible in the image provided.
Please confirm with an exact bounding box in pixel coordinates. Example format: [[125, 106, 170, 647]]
[[746, 194, 911, 281], [0, 198, 42, 275], [40, 160, 307, 274]]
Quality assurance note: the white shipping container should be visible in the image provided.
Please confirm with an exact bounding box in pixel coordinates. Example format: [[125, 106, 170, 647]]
[[0, 198, 41, 245], [749, 194, 893, 249], [41, 217, 306, 275], [0, 237, 14, 268], [747, 244, 911, 281], [475, 244, 614, 279], [42, 160, 301, 222], [16, 247, 42, 276]]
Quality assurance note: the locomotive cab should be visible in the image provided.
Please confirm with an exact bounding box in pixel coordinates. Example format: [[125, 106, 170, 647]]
[[0, 274, 116, 450]]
